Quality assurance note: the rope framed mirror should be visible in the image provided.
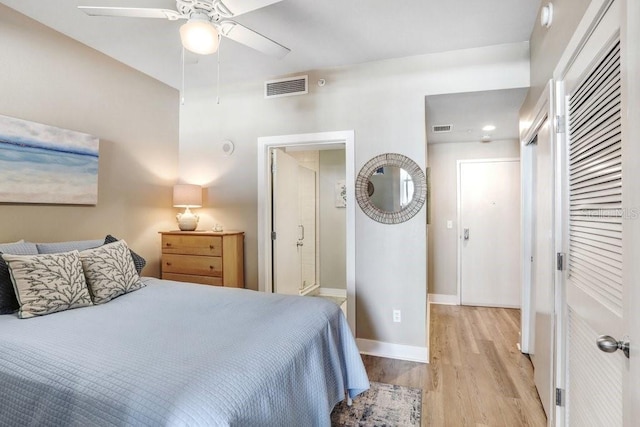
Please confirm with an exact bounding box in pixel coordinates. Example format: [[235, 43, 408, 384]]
[[355, 153, 427, 224]]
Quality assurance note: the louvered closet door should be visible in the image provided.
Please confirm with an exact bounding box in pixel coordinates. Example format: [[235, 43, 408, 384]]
[[562, 1, 626, 425]]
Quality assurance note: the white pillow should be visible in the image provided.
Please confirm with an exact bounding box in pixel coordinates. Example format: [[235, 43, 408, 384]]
[[2, 251, 93, 319]]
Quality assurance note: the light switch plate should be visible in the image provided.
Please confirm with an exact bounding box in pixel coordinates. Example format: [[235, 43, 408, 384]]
[[447, 220, 453, 229]]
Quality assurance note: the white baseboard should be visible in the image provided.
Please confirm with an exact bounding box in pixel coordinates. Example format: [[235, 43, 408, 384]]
[[356, 338, 429, 363], [318, 287, 347, 298], [299, 283, 320, 296], [463, 302, 521, 309], [428, 293, 459, 305]]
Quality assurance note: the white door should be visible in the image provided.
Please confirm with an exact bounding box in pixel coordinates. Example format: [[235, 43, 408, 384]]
[[625, 0, 640, 424], [459, 159, 521, 307], [559, 1, 631, 424], [298, 165, 316, 291], [530, 120, 556, 420], [272, 148, 301, 295]]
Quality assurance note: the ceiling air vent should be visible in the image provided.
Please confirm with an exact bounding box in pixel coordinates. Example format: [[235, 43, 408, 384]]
[[432, 124, 453, 133], [265, 75, 308, 99]]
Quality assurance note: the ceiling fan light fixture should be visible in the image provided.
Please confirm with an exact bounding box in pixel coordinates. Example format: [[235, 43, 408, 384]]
[[180, 17, 219, 55]]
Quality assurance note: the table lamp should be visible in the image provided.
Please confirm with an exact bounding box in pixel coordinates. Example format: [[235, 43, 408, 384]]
[[173, 184, 202, 231]]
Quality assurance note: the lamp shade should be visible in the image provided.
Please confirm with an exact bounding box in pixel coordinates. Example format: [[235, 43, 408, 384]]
[[173, 184, 202, 208], [179, 17, 219, 55]]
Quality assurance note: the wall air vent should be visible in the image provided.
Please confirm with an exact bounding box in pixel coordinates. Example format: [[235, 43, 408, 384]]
[[265, 75, 308, 99], [432, 124, 453, 133]]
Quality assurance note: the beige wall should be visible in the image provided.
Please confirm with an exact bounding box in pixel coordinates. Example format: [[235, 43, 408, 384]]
[[427, 140, 521, 296], [0, 5, 179, 276], [520, 0, 591, 121], [319, 150, 346, 290], [179, 42, 529, 349]]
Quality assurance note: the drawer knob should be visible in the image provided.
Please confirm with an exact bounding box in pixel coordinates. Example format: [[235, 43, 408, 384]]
[[209, 245, 215, 250], [209, 265, 214, 269], [165, 243, 172, 247], [166, 262, 172, 266]]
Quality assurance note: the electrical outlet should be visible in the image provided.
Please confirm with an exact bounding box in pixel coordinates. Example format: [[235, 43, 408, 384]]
[[393, 309, 401, 323]]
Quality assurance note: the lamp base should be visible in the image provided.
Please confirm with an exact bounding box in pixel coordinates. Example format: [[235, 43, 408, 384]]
[[176, 208, 199, 231]]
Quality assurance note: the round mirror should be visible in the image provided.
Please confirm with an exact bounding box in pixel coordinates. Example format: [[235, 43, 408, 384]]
[[356, 153, 426, 224], [368, 166, 415, 212]]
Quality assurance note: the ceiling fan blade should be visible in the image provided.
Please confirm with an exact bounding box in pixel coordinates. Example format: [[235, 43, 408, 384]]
[[78, 6, 184, 21], [216, 0, 283, 17], [220, 21, 290, 58]]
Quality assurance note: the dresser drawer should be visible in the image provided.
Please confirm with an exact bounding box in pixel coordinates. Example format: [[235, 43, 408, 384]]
[[162, 234, 222, 256], [162, 254, 222, 277], [162, 273, 223, 286]]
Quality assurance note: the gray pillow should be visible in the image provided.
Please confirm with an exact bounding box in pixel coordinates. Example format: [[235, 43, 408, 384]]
[[3, 251, 93, 319], [0, 241, 38, 314], [36, 239, 104, 254], [79, 240, 145, 304]]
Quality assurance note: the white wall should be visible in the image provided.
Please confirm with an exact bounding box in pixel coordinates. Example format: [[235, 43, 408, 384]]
[[520, 0, 591, 123], [0, 5, 179, 276], [179, 42, 529, 351], [319, 149, 346, 290], [427, 140, 521, 297]]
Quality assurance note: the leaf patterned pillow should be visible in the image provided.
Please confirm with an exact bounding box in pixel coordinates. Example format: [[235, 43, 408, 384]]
[[79, 240, 145, 304], [103, 235, 146, 274], [2, 251, 93, 319]]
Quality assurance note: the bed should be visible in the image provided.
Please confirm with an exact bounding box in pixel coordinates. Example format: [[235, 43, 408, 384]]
[[0, 277, 369, 426]]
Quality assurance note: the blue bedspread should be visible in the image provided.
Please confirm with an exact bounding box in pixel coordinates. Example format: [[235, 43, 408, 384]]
[[0, 279, 369, 426]]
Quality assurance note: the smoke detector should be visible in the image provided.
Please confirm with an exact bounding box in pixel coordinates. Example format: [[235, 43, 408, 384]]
[[541, 3, 553, 28]]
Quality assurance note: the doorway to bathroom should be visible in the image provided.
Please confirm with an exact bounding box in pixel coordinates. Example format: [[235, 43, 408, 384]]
[[257, 130, 356, 334]]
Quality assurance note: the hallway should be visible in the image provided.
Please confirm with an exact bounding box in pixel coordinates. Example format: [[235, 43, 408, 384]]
[[363, 304, 547, 426]]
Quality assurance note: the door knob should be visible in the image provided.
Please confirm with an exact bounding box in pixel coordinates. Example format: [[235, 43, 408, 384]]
[[463, 228, 470, 240], [297, 241, 304, 247], [596, 335, 629, 358]]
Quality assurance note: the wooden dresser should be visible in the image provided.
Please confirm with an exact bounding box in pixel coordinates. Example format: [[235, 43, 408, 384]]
[[159, 231, 244, 288]]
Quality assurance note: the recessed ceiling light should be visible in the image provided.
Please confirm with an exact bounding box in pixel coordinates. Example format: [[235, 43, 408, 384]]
[[482, 125, 496, 131]]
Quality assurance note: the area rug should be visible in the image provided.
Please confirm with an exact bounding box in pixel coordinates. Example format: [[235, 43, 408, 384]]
[[331, 382, 422, 426]]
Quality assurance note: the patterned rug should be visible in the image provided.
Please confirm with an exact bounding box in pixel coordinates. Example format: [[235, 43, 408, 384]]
[[331, 382, 422, 426]]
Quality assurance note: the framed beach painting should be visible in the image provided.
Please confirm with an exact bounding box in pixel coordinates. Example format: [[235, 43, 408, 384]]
[[0, 115, 99, 205]]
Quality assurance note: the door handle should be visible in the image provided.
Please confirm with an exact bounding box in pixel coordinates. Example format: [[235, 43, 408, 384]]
[[596, 335, 629, 358], [296, 241, 304, 247], [464, 228, 470, 240], [299, 225, 305, 241]]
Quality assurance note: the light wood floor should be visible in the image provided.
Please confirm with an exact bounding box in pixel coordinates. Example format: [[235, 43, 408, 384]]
[[362, 305, 547, 426]]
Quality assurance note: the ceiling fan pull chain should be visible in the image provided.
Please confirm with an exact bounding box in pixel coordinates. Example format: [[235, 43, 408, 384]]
[[216, 34, 222, 105], [181, 46, 186, 106]]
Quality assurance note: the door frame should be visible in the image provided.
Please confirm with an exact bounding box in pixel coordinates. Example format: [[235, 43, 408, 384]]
[[257, 130, 356, 334], [456, 157, 520, 306], [520, 80, 554, 355], [521, 79, 560, 423]]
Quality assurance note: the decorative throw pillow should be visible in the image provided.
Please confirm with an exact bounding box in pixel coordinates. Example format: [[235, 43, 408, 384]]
[[2, 251, 93, 319], [0, 241, 39, 315], [80, 240, 145, 304], [104, 235, 146, 274]]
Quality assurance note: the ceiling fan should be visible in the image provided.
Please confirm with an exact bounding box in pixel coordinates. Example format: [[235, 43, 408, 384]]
[[78, 0, 290, 58]]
